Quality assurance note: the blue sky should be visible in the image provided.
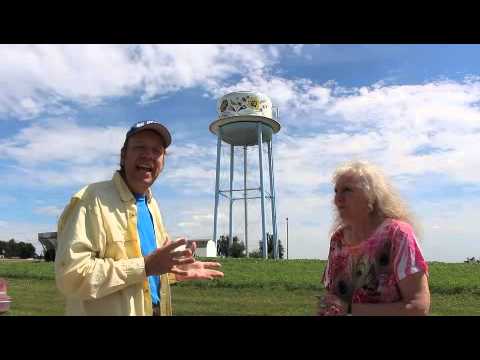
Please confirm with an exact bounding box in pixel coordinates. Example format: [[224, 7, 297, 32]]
[[1, 44, 479, 262]]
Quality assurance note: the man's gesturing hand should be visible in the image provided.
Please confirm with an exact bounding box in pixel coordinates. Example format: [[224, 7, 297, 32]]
[[144, 238, 195, 277]]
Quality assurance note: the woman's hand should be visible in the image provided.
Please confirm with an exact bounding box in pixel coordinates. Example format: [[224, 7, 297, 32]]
[[317, 293, 349, 316]]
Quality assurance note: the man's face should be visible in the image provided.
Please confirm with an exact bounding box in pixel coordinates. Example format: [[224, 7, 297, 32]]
[[121, 130, 166, 195]]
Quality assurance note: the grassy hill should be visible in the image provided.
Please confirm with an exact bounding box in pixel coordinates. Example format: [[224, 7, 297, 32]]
[[1, 258, 479, 315]]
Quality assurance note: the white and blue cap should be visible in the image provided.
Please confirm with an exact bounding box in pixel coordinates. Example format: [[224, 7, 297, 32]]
[[125, 120, 172, 148]]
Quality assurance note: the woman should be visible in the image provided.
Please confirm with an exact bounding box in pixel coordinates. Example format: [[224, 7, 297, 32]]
[[319, 161, 430, 315]]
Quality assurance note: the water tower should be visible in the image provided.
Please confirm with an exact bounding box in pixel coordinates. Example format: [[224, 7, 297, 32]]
[[209, 91, 281, 259]]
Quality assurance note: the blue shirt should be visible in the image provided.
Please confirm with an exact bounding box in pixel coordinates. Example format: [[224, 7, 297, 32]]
[[135, 193, 160, 305]]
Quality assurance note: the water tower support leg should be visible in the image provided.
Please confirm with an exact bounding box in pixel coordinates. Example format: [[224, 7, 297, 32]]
[[229, 144, 234, 250], [257, 123, 267, 259], [244, 145, 248, 257], [268, 138, 279, 259], [213, 128, 222, 252]]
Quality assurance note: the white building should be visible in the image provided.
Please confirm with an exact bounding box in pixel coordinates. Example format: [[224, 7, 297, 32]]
[[174, 238, 217, 258], [189, 239, 217, 258]]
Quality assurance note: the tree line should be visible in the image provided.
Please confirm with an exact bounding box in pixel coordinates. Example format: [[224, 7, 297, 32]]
[[0, 239, 37, 259], [216, 233, 285, 259]]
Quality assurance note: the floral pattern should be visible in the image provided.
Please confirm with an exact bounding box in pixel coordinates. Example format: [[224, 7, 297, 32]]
[[220, 99, 229, 112], [217, 91, 272, 119], [247, 97, 260, 109], [322, 219, 428, 305]]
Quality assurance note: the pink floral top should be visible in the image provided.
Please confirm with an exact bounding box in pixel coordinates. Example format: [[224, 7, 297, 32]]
[[322, 219, 428, 304]]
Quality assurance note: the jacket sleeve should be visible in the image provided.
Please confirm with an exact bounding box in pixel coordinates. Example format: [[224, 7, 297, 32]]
[[55, 196, 146, 300], [167, 272, 178, 285]]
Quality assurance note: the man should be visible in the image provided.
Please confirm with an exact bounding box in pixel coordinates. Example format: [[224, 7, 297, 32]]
[[55, 120, 223, 316]]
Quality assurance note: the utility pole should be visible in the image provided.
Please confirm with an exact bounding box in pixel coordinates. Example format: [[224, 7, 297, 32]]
[[286, 217, 289, 260]]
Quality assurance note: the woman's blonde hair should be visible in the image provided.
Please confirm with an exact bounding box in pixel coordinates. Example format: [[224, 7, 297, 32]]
[[330, 160, 421, 237]]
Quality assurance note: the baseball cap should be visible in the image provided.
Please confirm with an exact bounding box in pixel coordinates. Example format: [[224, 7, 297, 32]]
[[125, 120, 172, 148]]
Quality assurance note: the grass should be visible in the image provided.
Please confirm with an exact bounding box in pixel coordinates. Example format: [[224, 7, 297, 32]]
[[1, 258, 479, 315], [3, 278, 65, 316], [172, 287, 318, 316]]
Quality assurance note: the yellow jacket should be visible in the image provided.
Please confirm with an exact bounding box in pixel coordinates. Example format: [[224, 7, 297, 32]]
[[55, 171, 175, 316]]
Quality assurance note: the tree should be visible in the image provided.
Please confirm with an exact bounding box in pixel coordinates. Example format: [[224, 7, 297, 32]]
[[229, 240, 246, 258], [248, 249, 262, 258], [17, 242, 36, 259], [216, 235, 246, 258], [0, 241, 6, 257], [44, 249, 56, 262], [258, 233, 285, 259], [6, 239, 16, 257], [216, 235, 229, 257], [0, 239, 37, 258]]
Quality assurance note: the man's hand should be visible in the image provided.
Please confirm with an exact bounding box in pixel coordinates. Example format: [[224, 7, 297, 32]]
[[174, 261, 224, 281], [144, 238, 195, 277]]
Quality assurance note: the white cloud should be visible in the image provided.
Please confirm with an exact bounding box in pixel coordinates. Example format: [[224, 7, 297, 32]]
[[137, 44, 275, 103], [262, 78, 480, 186], [290, 45, 304, 56], [0, 118, 125, 165], [0, 45, 141, 119], [157, 142, 218, 194], [0, 45, 278, 120], [0, 163, 116, 188], [209, 74, 333, 120], [176, 211, 215, 237], [412, 198, 480, 262], [0, 119, 125, 187], [327, 81, 480, 132], [33, 206, 64, 217], [272, 131, 387, 193]]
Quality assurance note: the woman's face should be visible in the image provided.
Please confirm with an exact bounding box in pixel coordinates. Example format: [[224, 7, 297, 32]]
[[334, 173, 371, 224]]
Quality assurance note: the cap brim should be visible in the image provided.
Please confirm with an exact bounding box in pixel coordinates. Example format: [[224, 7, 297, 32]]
[[128, 123, 172, 148]]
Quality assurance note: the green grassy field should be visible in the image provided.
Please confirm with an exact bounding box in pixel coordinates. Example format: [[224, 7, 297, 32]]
[[1, 259, 479, 315]]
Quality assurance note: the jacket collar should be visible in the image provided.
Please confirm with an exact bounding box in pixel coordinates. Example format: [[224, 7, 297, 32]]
[[113, 171, 153, 203]]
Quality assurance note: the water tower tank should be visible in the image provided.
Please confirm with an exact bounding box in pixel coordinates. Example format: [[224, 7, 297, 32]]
[[209, 91, 281, 145], [210, 91, 281, 259]]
